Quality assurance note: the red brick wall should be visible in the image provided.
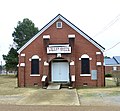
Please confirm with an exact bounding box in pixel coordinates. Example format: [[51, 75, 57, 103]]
[[18, 19, 104, 87], [105, 66, 120, 74]]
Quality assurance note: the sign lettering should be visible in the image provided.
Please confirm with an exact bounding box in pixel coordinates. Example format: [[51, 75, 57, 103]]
[[47, 47, 71, 54]]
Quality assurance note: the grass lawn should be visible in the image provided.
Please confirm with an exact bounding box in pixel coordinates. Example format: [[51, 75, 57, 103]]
[[0, 75, 36, 95], [77, 78, 120, 98], [0, 75, 119, 97], [105, 78, 116, 87], [0, 75, 120, 105]]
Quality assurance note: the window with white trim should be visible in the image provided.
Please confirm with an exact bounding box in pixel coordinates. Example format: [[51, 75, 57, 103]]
[[31, 55, 40, 74], [81, 54, 90, 74], [56, 22, 62, 28], [113, 66, 117, 71]]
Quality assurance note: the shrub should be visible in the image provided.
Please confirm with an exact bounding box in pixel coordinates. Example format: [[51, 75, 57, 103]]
[[105, 73, 112, 77]]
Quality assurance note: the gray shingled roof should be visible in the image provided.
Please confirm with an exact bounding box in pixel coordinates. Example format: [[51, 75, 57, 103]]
[[104, 56, 120, 66], [104, 58, 118, 65], [113, 56, 120, 64]]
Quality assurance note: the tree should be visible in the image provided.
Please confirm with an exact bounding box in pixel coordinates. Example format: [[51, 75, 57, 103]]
[[12, 18, 39, 50], [3, 18, 39, 73], [0, 65, 2, 74], [104, 56, 111, 59], [3, 47, 18, 72]]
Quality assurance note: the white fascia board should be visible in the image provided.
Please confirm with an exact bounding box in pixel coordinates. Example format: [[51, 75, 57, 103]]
[[104, 64, 120, 66], [17, 16, 60, 54], [60, 16, 104, 52]]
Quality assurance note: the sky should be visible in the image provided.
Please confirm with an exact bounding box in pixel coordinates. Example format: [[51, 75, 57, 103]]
[[0, 0, 120, 65]]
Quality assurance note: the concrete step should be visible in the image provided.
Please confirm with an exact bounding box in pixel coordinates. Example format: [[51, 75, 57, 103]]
[[47, 83, 61, 90], [61, 82, 71, 88]]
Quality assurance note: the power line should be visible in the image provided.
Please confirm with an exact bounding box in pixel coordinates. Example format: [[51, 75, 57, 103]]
[[93, 14, 120, 38], [104, 41, 120, 52]]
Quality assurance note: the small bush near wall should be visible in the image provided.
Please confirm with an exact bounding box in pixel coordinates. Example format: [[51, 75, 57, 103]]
[[105, 73, 112, 77]]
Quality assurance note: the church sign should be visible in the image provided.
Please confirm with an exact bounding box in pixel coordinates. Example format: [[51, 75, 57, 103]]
[[47, 46, 71, 54]]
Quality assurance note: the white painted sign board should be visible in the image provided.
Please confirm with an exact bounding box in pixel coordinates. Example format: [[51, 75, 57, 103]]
[[47, 47, 71, 54]]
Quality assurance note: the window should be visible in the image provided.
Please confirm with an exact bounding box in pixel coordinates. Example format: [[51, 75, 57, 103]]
[[113, 66, 117, 71], [56, 22, 62, 28], [81, 58, 90, 74], [31, 59, 39, 74]]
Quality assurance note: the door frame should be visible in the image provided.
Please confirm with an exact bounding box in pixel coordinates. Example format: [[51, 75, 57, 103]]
[[50, 58, 70, 82]]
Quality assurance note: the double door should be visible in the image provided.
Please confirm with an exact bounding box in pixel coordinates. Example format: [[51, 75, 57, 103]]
[[52, 62, 69, 82]]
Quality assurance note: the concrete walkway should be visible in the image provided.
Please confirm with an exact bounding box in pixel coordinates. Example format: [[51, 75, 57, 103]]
[[0, 88, 120, 106], [17, 88, 80, 105]]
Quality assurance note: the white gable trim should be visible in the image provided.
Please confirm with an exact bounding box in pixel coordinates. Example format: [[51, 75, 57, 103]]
[[60, 16, 104, 52], [17, 14, 104, 54], [104, 64, 120, 66]]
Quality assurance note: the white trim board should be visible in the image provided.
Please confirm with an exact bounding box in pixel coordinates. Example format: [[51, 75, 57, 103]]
[[30, 74, 40, 77], [104, 64, 120, 66], [17, 14, 105, 54], [80, 74, 91, 76]]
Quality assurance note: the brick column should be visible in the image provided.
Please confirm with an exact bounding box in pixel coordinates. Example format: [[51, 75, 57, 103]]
[[18, 54, 26, 87], [69, 35, 75, 87], [70, 62, 75, 87], [43, 35, 50, 82], [96, 52, 104, 87]]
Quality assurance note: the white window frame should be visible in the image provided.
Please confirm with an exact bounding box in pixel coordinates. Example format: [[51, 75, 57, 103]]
[[30, 55, 41, 76], [56, 22, 62, 28], [113, 66, 117, 71]]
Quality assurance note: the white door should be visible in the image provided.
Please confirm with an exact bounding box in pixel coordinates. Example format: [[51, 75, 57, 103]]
[[52, 62, 69, 82]]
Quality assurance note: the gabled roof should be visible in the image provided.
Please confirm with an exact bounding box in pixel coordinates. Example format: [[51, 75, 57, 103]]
[[113, 56, 120, 64], [104, 56, 120, 66], [17, 14, 105, 54], [104, 58, 118, 65]]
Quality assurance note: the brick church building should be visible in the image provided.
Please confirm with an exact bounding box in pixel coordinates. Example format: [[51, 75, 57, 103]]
[[17, 14, 105, 88]]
